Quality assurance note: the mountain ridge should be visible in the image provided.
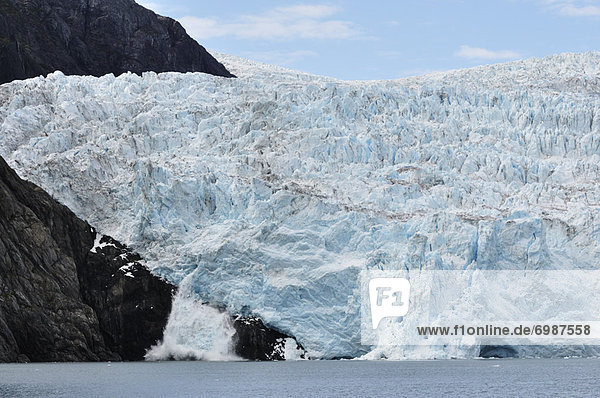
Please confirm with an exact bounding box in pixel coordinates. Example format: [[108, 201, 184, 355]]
[[0, 0, 234, 84]]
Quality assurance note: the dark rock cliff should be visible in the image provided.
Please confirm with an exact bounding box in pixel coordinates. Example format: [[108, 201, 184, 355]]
[[233, 316, 306, 361], [0, 156, 174, 361], [0, 0, 234, 85], [82, 235, 176, 360]]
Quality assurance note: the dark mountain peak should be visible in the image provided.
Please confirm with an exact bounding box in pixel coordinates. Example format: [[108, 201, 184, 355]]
[[0, 0, 234, 85]]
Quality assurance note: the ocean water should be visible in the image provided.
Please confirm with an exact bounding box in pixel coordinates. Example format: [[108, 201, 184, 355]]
[[0, 359, 598, 397]]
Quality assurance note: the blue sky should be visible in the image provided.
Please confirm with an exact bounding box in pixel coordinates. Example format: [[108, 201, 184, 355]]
[[139, 0, 600, 80]]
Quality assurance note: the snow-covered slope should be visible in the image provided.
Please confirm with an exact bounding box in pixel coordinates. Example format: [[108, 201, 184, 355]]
[[1, 52, 600, 359]]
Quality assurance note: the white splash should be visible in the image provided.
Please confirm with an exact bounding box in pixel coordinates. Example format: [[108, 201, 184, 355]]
[[145, 282, 239, 361]]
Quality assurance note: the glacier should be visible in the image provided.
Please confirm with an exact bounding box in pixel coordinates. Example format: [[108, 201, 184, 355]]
[[1, 52, 600, 359]]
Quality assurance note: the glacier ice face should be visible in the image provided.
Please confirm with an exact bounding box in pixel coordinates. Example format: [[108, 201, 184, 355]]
[[1, 53, 600, 358]]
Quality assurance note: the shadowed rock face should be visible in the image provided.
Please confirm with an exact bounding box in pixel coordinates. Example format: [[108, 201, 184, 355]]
[[0, 156, 174, 361], [0, 0, 233, 85], [82, 235, 176, 361], [233, 316, 306, 361], [0, 156, 113, 362]]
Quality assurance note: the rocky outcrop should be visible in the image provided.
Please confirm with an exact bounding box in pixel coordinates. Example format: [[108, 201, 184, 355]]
[[0, 0, 233, 85], [82, 235, 176, 360], [0, 156, 174, 361], [233, 316, 306, 360]]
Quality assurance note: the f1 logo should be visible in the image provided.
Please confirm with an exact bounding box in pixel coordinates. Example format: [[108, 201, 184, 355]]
[[369, 278, 411, 329]]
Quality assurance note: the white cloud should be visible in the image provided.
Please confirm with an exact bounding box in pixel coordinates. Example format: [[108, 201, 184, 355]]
[[542, 0, 600, 17], [279, 5, 338, 19], [558, 4, 600, 16], [178, 5, 363, 41], [454, 45, 521, 60]]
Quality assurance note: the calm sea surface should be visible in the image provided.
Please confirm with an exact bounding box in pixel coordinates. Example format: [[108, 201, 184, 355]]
[[0, 359, 598, 397]]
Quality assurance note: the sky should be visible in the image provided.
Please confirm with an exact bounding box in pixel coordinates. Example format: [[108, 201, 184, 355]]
[[138, 0, 600, 80]]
